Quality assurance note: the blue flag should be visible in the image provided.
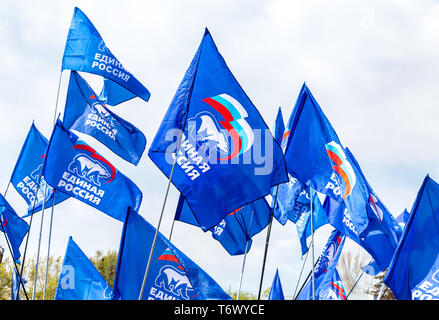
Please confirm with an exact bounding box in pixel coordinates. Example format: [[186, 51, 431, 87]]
[[148, 29, 288, 232], [11, 267, 26, 300], [323, 147, 401, 272], [384, 175, 439, 300], [42, 119, 142, 222], [297, 229, 347, 300], [175, 195, 271, 255], [284, 83, 370, 236], [113, 207, 231, 300], [63, 71, 146, 165], [268, 269, 285, 300], [55, 237, 113, 300], [273, 107, 285, 146], [10, 123, 69, 217], [395, 208, 409, 231], [61, 7, 150, 105], [0, 194, 29, 261]]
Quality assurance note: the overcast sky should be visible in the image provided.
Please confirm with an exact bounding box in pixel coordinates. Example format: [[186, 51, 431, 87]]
[[0, 0, 438, 298]]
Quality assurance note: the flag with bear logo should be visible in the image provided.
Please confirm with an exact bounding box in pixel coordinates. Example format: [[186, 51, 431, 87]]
[[283, 83, 370, 236], [55, 236, 113, 300], [10, 123, 69, 217], [61, 7, 150, 105], [42, 119, 142, 222], [148, 28, 288, 232], [63, 71, 146, 165], [112, 207, 231, 300]]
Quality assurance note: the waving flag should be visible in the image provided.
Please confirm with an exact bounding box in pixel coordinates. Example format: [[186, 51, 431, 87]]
[[62, 7, 150, 105], [148, 29, 288, 232], [55, 237, 113, 300], [323, 148, 401, 272], [268, 269, 285, 300], [113, 207, 231, 300], [42, 119, 142, 222], [10, 123, 69, 217], [296, 229, 347, 300], [63, 71, 146, 165], [283, 83, 370, 236], [11, 267, 26, 300], [384, 175, 439, 300], [395, 208, 410, 231], [0, 194, 29, 261], [175, 195, 271, 255]]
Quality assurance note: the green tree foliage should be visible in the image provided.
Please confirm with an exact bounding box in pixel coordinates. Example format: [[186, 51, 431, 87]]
[[89, 249, 118, 287]]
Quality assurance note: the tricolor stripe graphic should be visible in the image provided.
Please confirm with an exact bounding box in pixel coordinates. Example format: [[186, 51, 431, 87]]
[[157, 248, 184, 270], [202, 94, 254, 160], [325, 142, 356, 200]]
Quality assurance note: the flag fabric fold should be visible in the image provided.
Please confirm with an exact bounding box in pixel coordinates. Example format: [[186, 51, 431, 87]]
[[175, 195, 271, 255], [384, 175, 439, 300], [0, 194, 29, 261], [113, 207, 231, 300], [62, 7, 150, 105], [55, 236, 113, 300], [63, 71, 146, 165], [148, 28, 288, 232], [42, 119, 142, 222], [283, 83, 370, 236]]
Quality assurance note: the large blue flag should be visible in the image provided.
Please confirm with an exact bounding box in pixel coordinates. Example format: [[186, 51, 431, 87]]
[[384, 175, 439, 300], [113, 207, 231, 300], [268, 268, 285, 300], [148, 29, 288, 232], [323, 147, 401, 272], [174, 195, 271, 255], [0, 194, 29, 261], [284, 83, 370, 236], [55, 236, 113, 300], [296, 229, 347, 300], [63, 71, 146, 165], [61, 7, 150, 105], [10, 123, 69, 217], [42, 119, 142, 222]]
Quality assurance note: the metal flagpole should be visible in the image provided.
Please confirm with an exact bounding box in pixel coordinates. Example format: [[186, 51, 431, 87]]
[[310, 187, 315, 300], [292, 249, 310, 299], [32, 184, 48, 300], [138, 131, 183, 300], [294, 256, 321, 300], [345, 258, 374, 299], [257, 185, 279, 300], [236, 211, 255, 300], [43, 190, 56, 299], [168, 219, 176, 242], [1, 181, 29, 300]]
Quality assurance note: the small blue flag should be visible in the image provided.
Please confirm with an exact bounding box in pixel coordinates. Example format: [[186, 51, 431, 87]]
[[297, 229, 347, 300], [148, 29, 288, 232], [42, 119, 142, 222], [395, 208, 409, 231], [10, 123, 69, 217], [384, 175, 439, 300], [361, 260, 382, 276], [323, 147, 401, 272], [284, 83, 370, 236], [62, 7, 150, 105], [0, 194, 29, 261], [63, 71, 146, 165], [175, 195, 271, 255], [268, 268, 285, 300], [113, 207, 232, 300], [55, 236, 113, 300]]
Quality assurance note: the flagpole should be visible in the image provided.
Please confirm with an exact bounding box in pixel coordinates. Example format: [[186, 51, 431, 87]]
[[257, 185, 279, 300], [310, 187, 315, 300], [138, 135, 182, 300], [292, 248, 310, 299], [1, 181, 29, 300], [236, 211, 255, 300], [294, 256, 320, 300], [168, 219, 176, 242], [15, 174, 43, 300], [43, 190, 56, 300], [32, 184, 48, 300]]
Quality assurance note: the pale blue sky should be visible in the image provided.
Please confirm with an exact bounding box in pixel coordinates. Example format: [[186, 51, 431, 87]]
[[0, 0, 438, 298]]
